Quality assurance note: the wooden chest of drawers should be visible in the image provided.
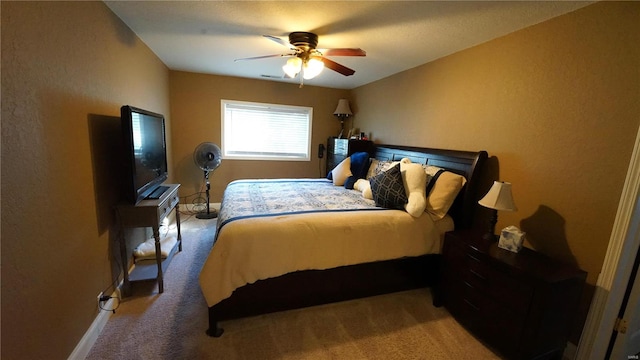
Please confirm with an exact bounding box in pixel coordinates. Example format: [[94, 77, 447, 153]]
[[326, 137, 374, 176], [438, 229, 586, 360]]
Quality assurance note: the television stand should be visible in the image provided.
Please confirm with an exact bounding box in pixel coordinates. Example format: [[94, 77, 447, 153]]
[[116, 184, 181, 296]]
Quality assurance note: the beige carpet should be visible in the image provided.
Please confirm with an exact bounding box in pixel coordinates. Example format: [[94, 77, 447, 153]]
[[86, 215, 503, 360]]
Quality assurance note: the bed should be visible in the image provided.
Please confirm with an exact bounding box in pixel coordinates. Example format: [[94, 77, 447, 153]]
[[200, 144, 488, 337]]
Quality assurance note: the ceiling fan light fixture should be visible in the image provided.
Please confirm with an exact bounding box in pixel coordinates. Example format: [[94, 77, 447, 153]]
[[303, 57, 324, 80], [283, 57, 302, 78], [240, 32, 365, 83]]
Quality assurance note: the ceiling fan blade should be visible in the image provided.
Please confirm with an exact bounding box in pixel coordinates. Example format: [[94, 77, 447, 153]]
[[321, 48, 366, 57], [234, 53, 293, 62], [321, 58, 356, 76], [263, 34, 293, 48]]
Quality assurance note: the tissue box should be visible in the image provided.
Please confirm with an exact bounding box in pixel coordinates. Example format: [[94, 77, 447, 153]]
[[498, 226, 526, 253]]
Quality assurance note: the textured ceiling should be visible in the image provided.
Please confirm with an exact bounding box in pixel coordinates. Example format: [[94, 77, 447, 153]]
[[105, 1, 591, 89]]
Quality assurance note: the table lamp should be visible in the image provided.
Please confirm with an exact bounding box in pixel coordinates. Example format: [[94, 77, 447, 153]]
[[478, 181, 517, 241], [333, 99, 352, 138]]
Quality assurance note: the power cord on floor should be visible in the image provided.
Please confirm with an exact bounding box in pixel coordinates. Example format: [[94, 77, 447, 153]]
[[178, 179, 221, 218], [98, 294, 120, 314]]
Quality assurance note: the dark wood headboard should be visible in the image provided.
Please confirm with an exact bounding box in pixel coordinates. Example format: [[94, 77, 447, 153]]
[[374, 145, 488, 229]]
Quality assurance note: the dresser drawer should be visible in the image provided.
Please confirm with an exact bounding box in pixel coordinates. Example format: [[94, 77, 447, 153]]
[[447, 238, 490, 277], [446, 278, 525, 354], [157, 190, 179, 221], [485, 266, 533, 312]]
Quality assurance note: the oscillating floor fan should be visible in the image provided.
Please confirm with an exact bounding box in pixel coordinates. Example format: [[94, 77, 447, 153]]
[[193, 142, 222, 219]]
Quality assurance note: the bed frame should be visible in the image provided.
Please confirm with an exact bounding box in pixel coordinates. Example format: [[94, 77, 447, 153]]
[[206, 144, 488, 337]]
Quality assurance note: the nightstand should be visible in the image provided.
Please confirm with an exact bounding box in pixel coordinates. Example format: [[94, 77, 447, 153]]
[[437, 229, 586, 360]]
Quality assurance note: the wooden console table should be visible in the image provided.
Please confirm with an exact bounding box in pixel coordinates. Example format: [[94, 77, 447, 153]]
[[116, 184, 182, 296]]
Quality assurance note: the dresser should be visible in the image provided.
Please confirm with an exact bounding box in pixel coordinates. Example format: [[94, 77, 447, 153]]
[[438, 229, 586, 360], [326, 137, 374, 176]]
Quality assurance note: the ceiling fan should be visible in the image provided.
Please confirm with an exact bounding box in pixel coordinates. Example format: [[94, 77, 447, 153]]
[[235, 32, 366, 84]]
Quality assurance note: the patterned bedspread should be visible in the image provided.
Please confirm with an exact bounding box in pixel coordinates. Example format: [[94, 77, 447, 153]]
[[216, 179, 382, 238]]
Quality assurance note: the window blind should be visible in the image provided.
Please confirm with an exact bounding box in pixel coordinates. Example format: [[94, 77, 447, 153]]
[[222, 100, 312, 161]]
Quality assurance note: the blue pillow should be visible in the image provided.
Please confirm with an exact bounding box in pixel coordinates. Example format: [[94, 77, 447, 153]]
[[350, 152, 370, 179], [344, 152, 370, 189], [369, 163, 407, 210], [344, 176, 358, 189]]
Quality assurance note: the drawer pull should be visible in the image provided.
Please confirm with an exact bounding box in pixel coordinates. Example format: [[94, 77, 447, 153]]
[[469, 268, 486, 281], [463, 299, 480, 311], [466, 253, 481, 263]]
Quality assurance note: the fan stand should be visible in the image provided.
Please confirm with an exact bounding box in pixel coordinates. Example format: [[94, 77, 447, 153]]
[[196, 170, 217, 219]]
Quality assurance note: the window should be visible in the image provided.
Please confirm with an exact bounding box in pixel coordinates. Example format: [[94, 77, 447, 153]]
[[221, 100, 312, 161]]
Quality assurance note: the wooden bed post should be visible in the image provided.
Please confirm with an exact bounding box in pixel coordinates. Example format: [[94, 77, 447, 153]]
[[206, 308, 224, 337]]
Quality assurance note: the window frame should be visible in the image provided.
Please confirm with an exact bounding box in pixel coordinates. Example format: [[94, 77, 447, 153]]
[[221, 99, 313, 161]]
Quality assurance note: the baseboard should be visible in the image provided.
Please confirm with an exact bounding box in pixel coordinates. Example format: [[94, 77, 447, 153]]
[[67, 292, 118, 360], [206, 203, 221, 211]]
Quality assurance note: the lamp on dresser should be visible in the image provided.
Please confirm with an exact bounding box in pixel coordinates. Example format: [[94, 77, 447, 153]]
[[478, 181, 517, 241], [333, 99, 353, 138]]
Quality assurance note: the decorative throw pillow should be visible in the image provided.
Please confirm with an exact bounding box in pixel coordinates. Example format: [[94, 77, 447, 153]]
[[400, 162, 428, 217], [331, 157, 352, 186], [344, 151, 371, 189], [422, 165, 467, 219], [369, 163, 407, 210], [344, 176, 358, 190], [350, 152, 370, 178]]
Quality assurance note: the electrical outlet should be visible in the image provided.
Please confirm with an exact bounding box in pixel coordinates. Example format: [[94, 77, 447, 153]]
[[97, 292, 104, 304]]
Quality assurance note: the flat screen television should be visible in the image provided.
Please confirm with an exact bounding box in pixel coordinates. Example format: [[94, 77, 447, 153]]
[[121, 105, 168, 204]]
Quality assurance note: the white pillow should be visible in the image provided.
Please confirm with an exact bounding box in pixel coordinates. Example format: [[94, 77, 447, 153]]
[[354, 178, 373, 199], [331, 157, 352, 186], [423, 165, 467, 219], [400, 162, 427, 217], [366, 158, 410, 179]]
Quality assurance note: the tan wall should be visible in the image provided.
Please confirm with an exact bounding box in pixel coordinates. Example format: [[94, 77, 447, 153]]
[[353, 1, 640, 339], [3, 1, 638, 357], [169, 71, 349, 204], [1, 2, 170, 359]]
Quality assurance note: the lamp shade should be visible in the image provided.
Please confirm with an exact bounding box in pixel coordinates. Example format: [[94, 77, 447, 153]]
[[302, 57, 324, 79], [478, 181, 517, 211], [282, 57, 302, 78], [333, 99, 353, 116]]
